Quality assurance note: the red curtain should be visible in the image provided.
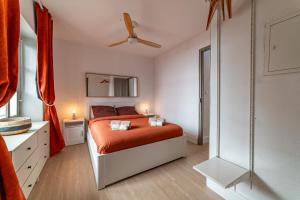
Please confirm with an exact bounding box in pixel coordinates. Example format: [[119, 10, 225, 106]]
[[0, 0, 19, 107], [35, 4, 65, 156], [0, 137, 25, 200], [0, 0, 25, 199]]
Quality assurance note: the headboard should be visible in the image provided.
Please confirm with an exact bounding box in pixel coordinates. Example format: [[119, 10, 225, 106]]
[[88, 102, 136, 120]]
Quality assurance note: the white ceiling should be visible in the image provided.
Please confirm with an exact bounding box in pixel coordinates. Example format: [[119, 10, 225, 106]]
[[42, 0, 210, 58]]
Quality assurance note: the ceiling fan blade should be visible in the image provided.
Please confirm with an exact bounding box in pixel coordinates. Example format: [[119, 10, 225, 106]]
[[226, 0, 232, 18], [221, 0, 225, 20], [137, 38, 161, 48], [206, 0, 218, 30], [108, 39, 128, 47], [123, 13, 135, 37]]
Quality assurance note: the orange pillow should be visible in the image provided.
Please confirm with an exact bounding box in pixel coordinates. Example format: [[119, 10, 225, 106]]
[[116, 106, 139, 115], [92, 106, 117, 118]]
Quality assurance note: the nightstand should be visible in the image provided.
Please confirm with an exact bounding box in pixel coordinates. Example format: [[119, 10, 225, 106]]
[[63, 118, 85, 146]]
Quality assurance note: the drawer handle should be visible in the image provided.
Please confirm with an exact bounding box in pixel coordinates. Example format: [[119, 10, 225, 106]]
[[44, 155, 47, 159], [27, 165, 32, 169], [27, 147, 31, 150], [28, 184, 32, 188], [44, 130, 47, 133], [44, 143, 47, 146]]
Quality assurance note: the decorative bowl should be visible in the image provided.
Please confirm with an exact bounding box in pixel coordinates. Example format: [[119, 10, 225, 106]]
[[0, 117, 32, 136]]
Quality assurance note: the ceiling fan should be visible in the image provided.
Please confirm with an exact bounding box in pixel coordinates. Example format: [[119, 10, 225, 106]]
[[206, 0, 232, 30], [108, 13, 162, 48]]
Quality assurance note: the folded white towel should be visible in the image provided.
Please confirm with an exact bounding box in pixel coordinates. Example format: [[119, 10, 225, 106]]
[[110, 120, 131, 131], [149, 117, 165, 127], [156, 118, 164, 126], [110, 120, 121, 126], [121, 121, 131, 127], [119, 121, 131, 130], [110, 120, 120, 130], [111, 124, 120, 130], [119, 125, 129, 130], [149, 117, 156, 122], [149, 120, 157, 127]]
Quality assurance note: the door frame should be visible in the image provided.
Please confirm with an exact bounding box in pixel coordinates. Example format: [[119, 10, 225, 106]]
[[198, 46, 211, 145]]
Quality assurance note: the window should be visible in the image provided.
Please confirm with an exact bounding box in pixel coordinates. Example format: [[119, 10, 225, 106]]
[[0, 40, 23, 119], [0, 95, 17, 119], [0, 105, 7, 119], [9, 92, 18, 116]]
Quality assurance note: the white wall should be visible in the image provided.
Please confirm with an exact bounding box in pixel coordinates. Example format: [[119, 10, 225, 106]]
[[53, 40, 154, 122], [154, 32, 210, 143], [209, 0, 300, 200], [220, 0, 252, 169], [253, 1, 300, 199]]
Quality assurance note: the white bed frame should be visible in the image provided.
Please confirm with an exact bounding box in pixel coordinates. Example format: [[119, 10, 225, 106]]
[[86, 102, 186, 189]]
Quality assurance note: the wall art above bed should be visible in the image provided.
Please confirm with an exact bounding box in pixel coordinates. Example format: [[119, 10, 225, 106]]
[[86, 73, 138, 97]]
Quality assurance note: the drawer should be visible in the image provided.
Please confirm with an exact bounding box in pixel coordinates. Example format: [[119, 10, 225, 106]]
[[12, 134, 38, 171], [37, 124, 49, 145], [39, 133, 49, 150], [38, 145, 49, 173], [24, 147, 48, 197], [40, 142, 49, 163], [22, 163, 41, 198], [16, 148, 40, 186], [22, 144, 49, 198], [39, 132, 49, 158]]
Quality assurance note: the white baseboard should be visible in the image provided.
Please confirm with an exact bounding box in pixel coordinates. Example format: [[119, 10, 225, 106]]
[[207, 180, 250, 200], [185, 133, 198, 144], [185, 133, 209, 144], [203, 136, 209, 144]]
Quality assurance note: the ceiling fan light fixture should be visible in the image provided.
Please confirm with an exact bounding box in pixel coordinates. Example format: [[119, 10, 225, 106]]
[[108, 13, 161, 48], [128, 37, 138, 44]]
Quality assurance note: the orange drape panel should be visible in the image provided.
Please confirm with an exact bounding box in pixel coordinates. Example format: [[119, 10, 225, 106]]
[[0, 136, 25, 200], [0, 0, 19, 107], [0, 1, 25, 199], [35, 4, 65, 156]]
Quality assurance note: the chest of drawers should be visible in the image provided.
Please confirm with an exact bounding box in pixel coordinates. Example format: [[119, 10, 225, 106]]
[[3, 121, 49, 198]]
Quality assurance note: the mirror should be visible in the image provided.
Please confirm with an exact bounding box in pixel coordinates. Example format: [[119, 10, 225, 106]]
[[86, 73, 138, 97]]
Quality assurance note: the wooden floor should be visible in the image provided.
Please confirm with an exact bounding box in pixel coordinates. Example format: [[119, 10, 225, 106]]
[[29, 142, 222, 200]]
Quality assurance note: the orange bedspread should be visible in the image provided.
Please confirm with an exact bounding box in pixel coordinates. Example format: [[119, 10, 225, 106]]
[[89, 115, 183, 154]]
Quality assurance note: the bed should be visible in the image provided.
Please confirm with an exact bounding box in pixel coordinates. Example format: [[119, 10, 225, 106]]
[[87, 103, 186, 189]]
